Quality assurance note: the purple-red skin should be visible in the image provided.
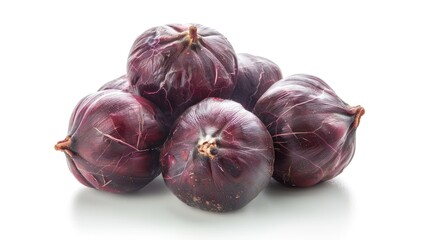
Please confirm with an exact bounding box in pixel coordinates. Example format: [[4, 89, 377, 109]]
[[161, 98, 274, 212], [253, 74, 365, 187], [127, 24, 238, 123], [98, 75, 131, 92], [231, 53, 283, 110], [55, 90, 168, 193]]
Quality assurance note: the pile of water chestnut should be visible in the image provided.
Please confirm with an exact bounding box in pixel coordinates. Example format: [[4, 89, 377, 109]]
[[55, 23, 365, 213]]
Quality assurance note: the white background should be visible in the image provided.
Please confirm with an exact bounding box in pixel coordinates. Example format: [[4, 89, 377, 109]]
[[1, 0, 428, 239]]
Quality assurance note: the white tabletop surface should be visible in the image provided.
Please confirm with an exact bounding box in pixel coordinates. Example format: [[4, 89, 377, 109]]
[[1, 1, 427, 239]]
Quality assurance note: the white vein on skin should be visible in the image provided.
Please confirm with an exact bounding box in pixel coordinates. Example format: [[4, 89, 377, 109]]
[[94, 127, 140, 151], [136, 108, 145, 149]]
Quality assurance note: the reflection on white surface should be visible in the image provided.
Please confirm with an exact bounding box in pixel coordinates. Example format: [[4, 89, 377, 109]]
[[72, 177, 352, 239]]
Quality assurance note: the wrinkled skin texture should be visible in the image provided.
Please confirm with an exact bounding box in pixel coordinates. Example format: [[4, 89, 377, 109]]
[[98, 75, 131, 92], [161, 98, 274, 212], [253, 74, 365, 187], [55, 90, 168, 193], [231, 53, 283, 110], [127, 24, 238, 122]]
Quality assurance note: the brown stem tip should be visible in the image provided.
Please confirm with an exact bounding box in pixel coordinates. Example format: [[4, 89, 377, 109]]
[[352, 106, 365, 128], [188, 26, 198, 45], [198, 136, 218, 159], [55, 136, 73, 156]]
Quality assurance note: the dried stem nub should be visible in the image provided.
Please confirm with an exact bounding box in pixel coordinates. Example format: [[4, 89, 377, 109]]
[[188, 26, 198, 45], [55, 136, 73, 157], [198, 136, 218, 159], [352, 106, 365, 128]]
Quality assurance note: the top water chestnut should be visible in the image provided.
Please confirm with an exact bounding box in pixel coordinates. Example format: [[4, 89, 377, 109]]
[[127, 24, 238, 123]]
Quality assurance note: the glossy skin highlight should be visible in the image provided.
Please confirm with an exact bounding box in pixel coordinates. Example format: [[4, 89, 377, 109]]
[[55, 90, 168, 193], [161, 98, 274, 212], [231, 53, 283, 110], [253, 74, 364, 187], [127, 24, 238, 122]]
